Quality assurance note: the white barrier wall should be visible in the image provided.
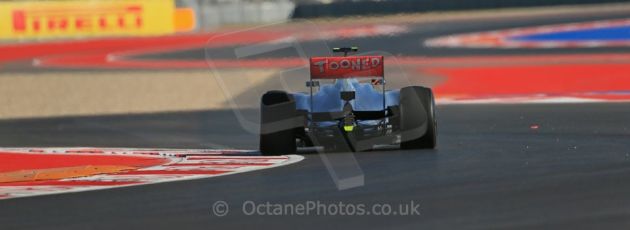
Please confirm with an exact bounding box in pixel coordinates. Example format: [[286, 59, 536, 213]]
[[178, 0, 295, 30]]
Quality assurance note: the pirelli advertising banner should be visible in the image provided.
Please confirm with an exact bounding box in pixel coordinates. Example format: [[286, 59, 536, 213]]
[[0, 0, 175, 39]]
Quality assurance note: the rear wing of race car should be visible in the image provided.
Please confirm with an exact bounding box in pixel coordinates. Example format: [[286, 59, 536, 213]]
[[309, 56, 384, 80], [307, 47, 386, 112]]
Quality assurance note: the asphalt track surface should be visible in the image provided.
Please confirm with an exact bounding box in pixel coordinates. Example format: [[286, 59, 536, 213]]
[[3, 104, 630, 229], [3, 10, 630, 230]]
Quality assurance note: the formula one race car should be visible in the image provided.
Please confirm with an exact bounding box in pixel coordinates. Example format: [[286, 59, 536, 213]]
[[259, 47, 436, 155]]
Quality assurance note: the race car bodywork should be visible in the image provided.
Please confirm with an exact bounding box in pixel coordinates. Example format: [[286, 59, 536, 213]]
[[260, 47, 436, 155]]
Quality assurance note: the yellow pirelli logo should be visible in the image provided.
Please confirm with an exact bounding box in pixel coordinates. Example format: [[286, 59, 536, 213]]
[[0, 0, 175, 39]]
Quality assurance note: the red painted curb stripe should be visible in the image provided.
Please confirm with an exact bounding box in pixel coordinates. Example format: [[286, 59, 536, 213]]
[[426, 63, 630, 100], [1, 180, 140, 186], [186, 157, 288, 160], [117, 170, 229, 175], [0, 148, 304, 200], [172, 163, 275, 167], [0, 152, 168, 173]]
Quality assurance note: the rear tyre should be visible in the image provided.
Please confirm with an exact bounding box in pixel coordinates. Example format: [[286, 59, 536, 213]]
[[399, 86, 437, 149], [259, 91, 298, 156]]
